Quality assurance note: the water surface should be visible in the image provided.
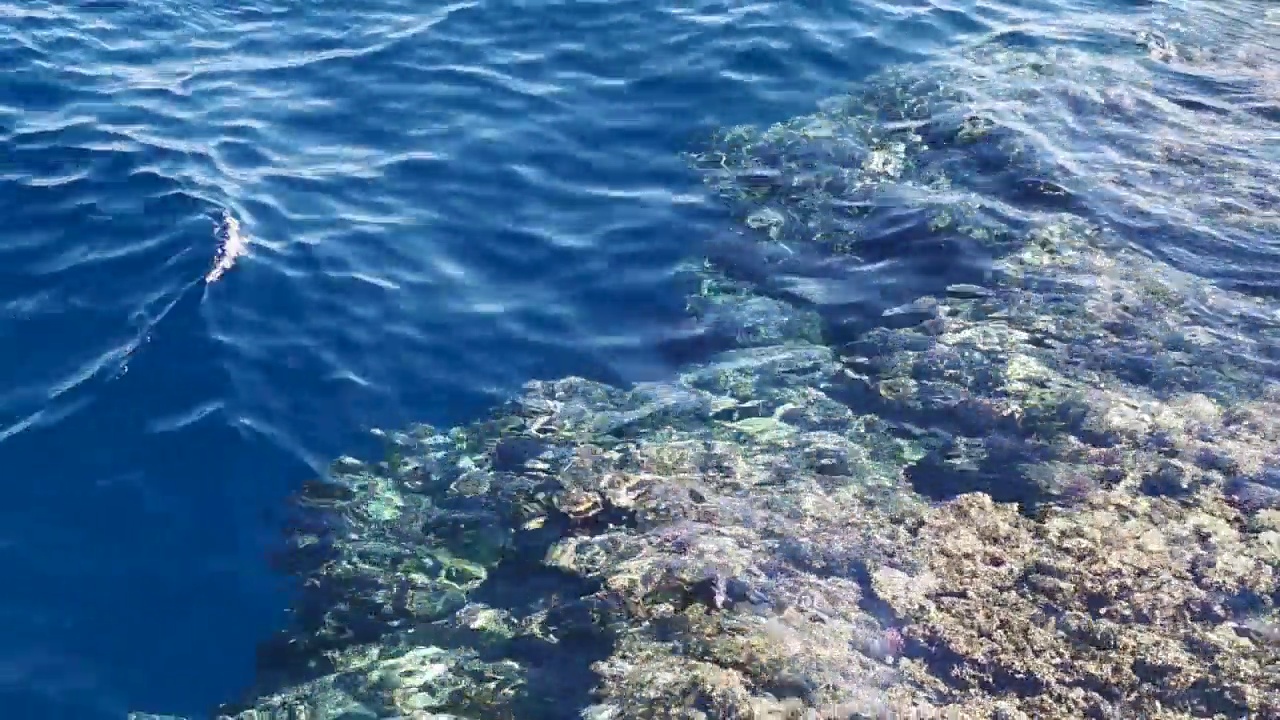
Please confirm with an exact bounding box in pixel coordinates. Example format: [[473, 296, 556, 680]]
[[1, 0, 1276, 718]]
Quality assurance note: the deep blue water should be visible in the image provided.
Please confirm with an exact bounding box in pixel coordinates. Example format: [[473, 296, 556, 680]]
[[1, 0, 1277, 718]]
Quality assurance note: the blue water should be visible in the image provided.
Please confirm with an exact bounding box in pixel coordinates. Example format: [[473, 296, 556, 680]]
[[1, 0, 1276, 718]]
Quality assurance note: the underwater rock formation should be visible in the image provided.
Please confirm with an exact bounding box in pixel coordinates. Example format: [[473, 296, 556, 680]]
[[133, 3, 1280, 719], [209, 332, 935, 719]]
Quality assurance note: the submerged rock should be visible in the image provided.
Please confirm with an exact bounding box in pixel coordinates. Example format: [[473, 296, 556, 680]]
[[877, 491, 1280, 718]]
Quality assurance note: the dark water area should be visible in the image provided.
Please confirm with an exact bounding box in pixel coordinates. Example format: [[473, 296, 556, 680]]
[[1, 0, 1277, 718]]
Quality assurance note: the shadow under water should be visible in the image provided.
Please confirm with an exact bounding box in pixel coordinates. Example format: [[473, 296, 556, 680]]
[[133, 2, 1280, 719]]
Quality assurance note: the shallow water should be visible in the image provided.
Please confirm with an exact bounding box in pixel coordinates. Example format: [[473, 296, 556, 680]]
[[0, 0, 1276, 718]]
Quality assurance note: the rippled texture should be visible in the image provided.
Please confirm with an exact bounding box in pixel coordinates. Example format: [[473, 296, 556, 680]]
[[694, 0, 1280, 388], [2, 0, 1277, 718]]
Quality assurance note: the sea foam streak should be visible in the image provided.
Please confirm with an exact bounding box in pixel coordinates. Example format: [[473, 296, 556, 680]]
[[206, 210, 247, 283]]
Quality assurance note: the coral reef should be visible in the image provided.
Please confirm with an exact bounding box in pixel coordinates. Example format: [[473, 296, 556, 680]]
[[214, 335, 936, 719], [877, 490, 1280, 718]]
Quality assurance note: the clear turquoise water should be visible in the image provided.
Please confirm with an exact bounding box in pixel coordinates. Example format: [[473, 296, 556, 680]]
[[1, 0, 1277, 718]]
